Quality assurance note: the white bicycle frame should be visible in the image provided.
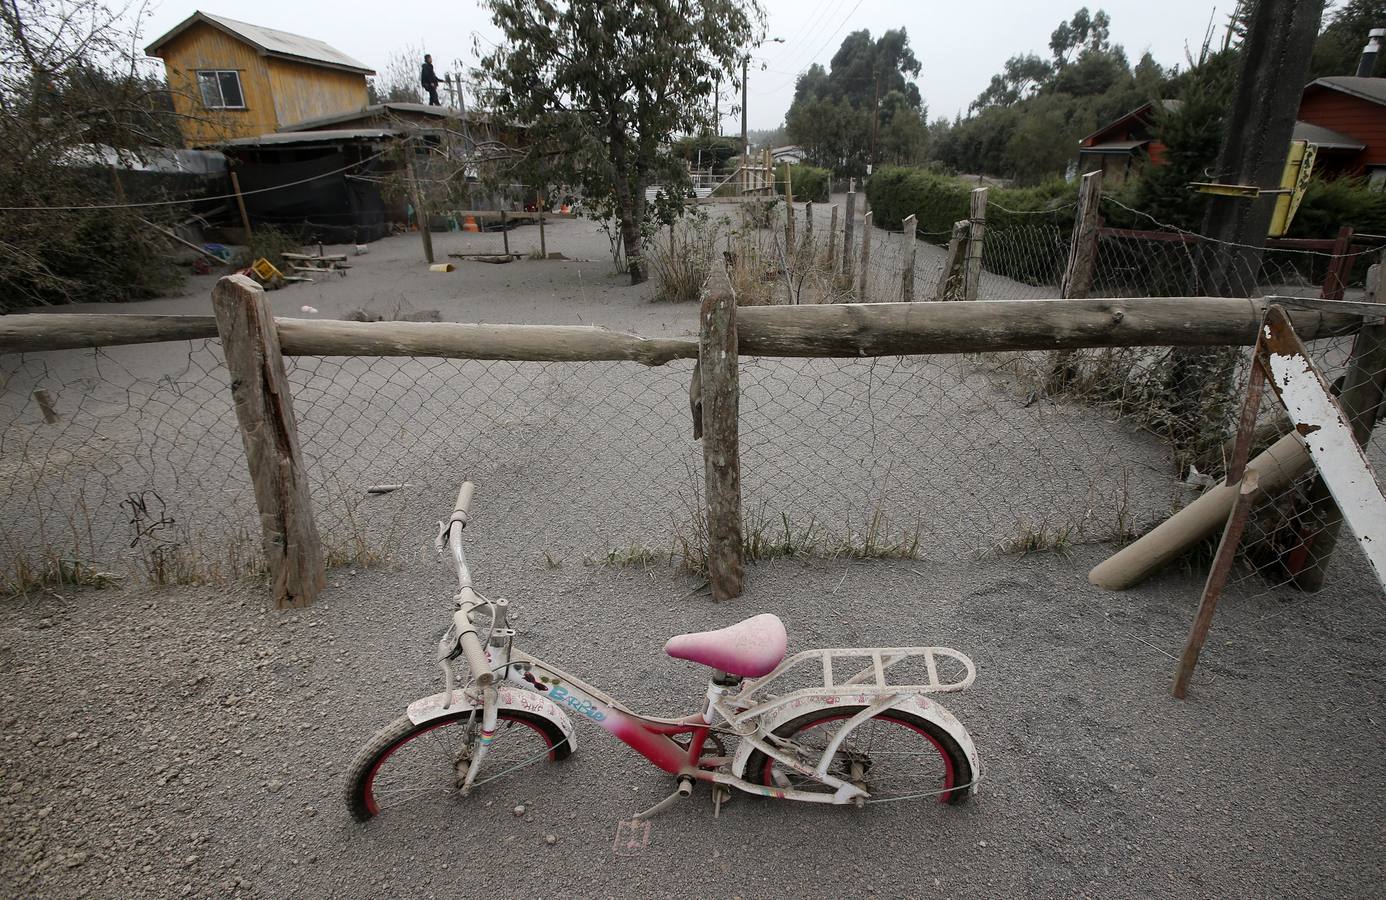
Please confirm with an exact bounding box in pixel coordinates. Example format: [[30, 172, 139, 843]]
[[422, 482, 981, 807]]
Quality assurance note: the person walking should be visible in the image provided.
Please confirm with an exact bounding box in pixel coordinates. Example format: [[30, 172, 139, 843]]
[[421, 54, 441, 106]]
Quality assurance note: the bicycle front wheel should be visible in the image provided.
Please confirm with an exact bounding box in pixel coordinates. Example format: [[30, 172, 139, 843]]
[[345, 710, 572, 822], [745, 706, 973, 805]]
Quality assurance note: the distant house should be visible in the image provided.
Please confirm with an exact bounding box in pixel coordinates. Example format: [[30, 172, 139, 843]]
[[1078, 91, 1375, 188], [1298, 77, 1386, 185], [771, 145, 807, 164], [146, 11, 374, 147]]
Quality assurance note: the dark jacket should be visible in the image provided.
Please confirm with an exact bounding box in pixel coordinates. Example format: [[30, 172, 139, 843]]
[[421, 62, 439, 89]]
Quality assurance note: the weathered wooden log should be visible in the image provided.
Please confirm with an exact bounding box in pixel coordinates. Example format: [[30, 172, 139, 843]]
[[963, 188, 988, 301], [901, 214, 918, 303], [734, 297, 1362, 358], [212, 275, 325, 608], [857, 211, 873, 302], [32, 389, 59, 424], [935, 220, 969, 301], [273, 319, 698, 365], [699, 289, 744, 601], [1088, 432, 1311, 591], [0, 314, 219, 353]]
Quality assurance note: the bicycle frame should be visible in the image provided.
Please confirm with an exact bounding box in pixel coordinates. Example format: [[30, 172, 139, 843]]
[[410, 641, 978, 805]]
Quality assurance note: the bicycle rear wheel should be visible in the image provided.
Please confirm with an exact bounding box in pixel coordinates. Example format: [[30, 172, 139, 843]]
[[345, 710, 572, 822], [745, 706, 973, 805]]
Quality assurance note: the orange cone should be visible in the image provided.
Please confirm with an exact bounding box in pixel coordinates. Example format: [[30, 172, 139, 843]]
[[462, 215, 479, 232]]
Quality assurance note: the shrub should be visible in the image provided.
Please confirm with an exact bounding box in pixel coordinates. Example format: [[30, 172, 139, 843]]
[[648, 212, 719, 303], [242, 225, 306, 270], [775, 163, 831, 203]]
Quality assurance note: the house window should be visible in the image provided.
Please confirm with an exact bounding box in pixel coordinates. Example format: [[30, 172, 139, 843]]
[[196, 70, 245, 109], [1369, 167, 1386, 193]]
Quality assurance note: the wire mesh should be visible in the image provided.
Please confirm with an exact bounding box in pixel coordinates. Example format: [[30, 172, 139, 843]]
[[0, 340, 258, 589], [2, 197, 1383, 609]]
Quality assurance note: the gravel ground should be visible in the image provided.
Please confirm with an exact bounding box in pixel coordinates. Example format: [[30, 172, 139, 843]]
[[2, 541, 1384, 899]]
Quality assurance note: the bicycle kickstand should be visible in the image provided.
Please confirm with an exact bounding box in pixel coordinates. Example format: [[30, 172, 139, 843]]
[[633, 776, 694, 821]]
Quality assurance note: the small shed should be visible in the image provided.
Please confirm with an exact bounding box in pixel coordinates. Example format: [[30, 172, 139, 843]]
[[1298, 77, 1386, 184], [146, 11, 374, 147]]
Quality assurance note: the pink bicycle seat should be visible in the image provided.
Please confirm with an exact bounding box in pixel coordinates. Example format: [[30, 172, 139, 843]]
[[664, 613, 787, 678]]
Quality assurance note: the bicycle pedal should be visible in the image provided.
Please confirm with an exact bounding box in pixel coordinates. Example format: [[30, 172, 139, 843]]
[[712, 785, 732, 819]]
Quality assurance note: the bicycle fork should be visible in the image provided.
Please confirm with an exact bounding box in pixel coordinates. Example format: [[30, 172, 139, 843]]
[[458, 685, 499, 795]]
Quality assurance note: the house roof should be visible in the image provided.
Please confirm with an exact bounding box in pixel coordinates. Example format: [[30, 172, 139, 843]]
[[1291, 120, 1366, 151], [1078, 99, 1182, 147], [1080, 139, 1150, 154], [281, 102, 464, 132], [1306, 76, 1386, 107], [145, 11, 374, 75], [219, 128, 400, 147]]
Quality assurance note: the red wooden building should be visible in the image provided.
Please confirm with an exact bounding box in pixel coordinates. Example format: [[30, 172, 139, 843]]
[[1297, 76, 1386, 185], [1078, 85, 1375, 186]]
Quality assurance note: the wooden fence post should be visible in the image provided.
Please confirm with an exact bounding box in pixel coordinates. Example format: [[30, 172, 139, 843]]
[[1050, 170, 1104, 388], [857, 211, 873, 301], [1061, 171, 1103, 298], [963, 188, 988, 301], [536, 190, 548, 260], [784, 164, 795, 249], [212, 274, 326, 608], [1290, 255, 1386, 590], [804, 201, 813, 247], [935, 220, 969, 300], [1319, 225, 1354, 301], [500, 209, 510, 256], [699, 289, 744, 600], [404, 144, 435, 265], [229, 170, 253, 240], [826, 204, 839, 271], [901, 214, 918, 303], [32, 389, 59, 424], [843, 187, 857, 280]]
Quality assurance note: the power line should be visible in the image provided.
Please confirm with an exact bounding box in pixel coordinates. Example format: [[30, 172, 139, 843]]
[[767, 0, 850, 70], [763, 0, 868, 95]]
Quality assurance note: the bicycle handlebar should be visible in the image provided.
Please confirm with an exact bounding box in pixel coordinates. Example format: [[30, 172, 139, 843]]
[[453, 481, 475, 521]]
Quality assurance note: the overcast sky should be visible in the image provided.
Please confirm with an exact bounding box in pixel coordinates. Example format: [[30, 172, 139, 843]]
[[142, 0, 1241, 130]]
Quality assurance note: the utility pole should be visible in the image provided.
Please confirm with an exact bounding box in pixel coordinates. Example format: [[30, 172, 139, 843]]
[[1198, 0, 1324, 296], [714, 73, 720, 136]]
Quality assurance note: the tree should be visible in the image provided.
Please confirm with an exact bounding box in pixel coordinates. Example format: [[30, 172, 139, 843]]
[[477, 0, 763, 285], [1312, 0, 1386, 78], [971, 55, 1053, 111], [373, 43, 427, 105], [783, 28, 925, 174], [0, 0, 195, 310]]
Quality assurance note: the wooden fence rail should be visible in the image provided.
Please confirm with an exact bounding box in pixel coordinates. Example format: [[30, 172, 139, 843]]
[[1, 298, 1363, 359]]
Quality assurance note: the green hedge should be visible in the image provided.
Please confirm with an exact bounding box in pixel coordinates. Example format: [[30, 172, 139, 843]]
[[775, 163, 830, 203], [865, 166, 1079, 284]]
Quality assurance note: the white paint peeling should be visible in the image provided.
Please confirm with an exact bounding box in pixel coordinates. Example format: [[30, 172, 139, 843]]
[[1265, 349, 1386, 592]]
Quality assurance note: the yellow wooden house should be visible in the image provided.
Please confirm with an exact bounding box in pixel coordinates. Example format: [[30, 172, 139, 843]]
[[146, 11, 374, 147]]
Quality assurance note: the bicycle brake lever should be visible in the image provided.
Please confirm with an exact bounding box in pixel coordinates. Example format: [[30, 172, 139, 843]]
[[433, 520, 447, 554]]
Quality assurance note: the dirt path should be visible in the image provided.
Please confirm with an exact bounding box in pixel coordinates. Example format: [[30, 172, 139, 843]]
[[1, 546, 1383, 898]]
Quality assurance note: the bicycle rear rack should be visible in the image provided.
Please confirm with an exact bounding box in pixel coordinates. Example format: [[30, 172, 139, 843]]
[[728, 647, 976, 724]]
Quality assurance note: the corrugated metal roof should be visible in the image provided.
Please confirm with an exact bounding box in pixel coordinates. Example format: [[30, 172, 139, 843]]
[[146, 11, 374, 74]]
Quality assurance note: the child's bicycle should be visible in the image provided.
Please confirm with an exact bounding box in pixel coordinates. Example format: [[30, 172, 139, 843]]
[[345, 482, 981, 822]]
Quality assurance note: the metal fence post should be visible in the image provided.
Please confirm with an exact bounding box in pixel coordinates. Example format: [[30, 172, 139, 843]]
[[212, 274, 325, 608], [699, 289, 744, 600]]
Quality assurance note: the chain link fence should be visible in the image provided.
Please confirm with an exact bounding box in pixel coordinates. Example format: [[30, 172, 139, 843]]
[[3, 199, 1382, 608]]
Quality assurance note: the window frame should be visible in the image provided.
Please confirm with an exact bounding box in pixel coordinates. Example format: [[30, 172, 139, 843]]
[[196, 70, 246, 110]]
